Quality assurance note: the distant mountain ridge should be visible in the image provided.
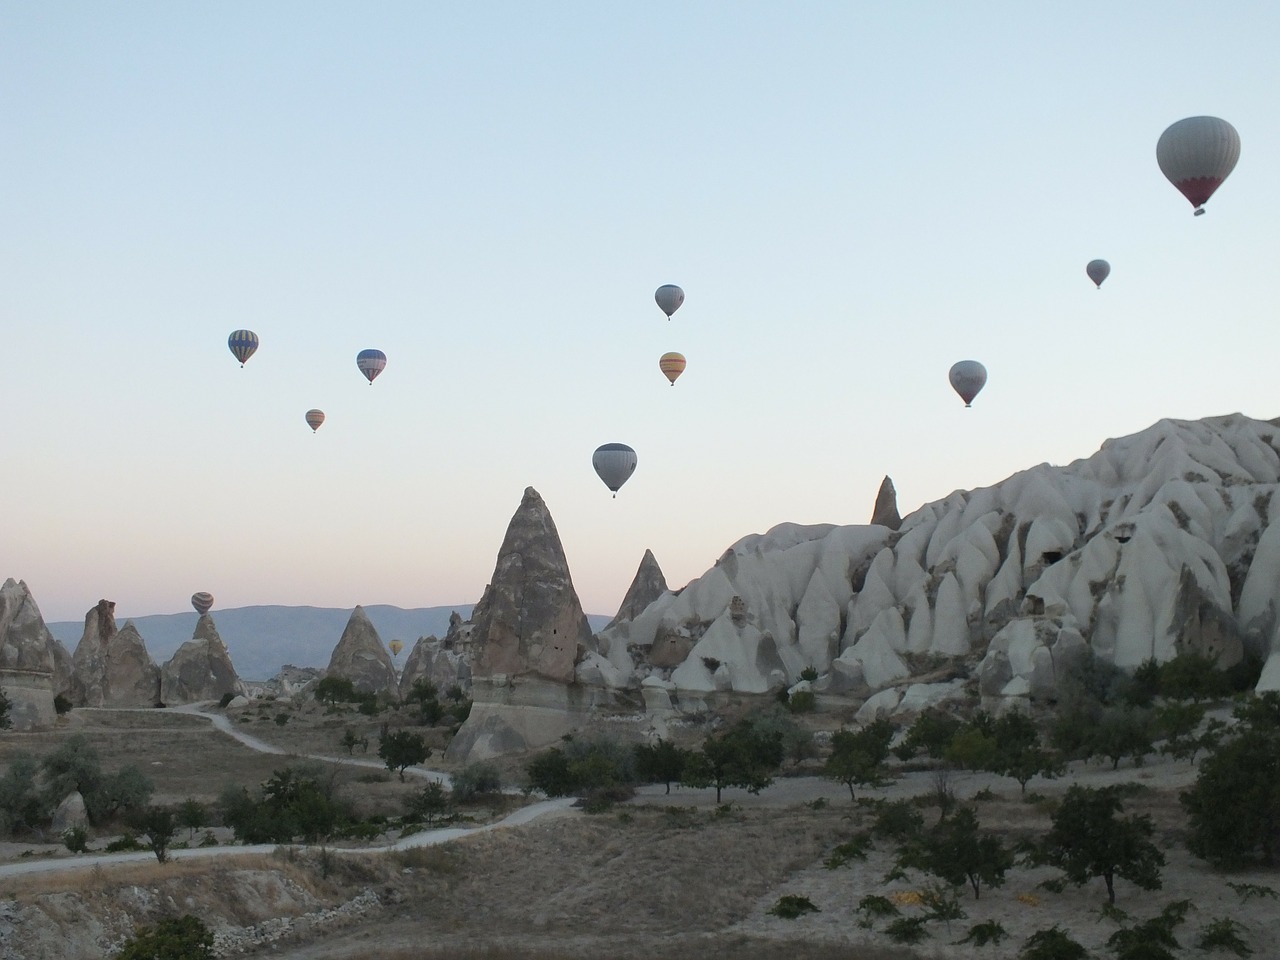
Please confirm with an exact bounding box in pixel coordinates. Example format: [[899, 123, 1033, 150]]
[[45, 604, 611, 681]]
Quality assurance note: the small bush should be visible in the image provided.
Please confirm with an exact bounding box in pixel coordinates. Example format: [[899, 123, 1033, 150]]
[[767, 894, 819, 919], [799, 667, 819, 683], [884, 916, 930, 944], [856, 894, 900, 919], [788, 690, 816, 714], [273, 713, 290, 726], [452, 763, 502, 803], [63, 826, 89, 853], [1019, 925, 1088, 960], [957, 919, 1009, 946], [113, 914, 214, 960], [1197, 917, 1253, 957], [105, 833, 145, 852]]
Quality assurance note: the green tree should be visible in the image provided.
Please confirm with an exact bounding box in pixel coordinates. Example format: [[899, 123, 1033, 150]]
[[451, 762, 501, 803], [0, 753, 46, 836], [1019, 925, 1088, 960], [313, 675, 357, 706], [1181, 692, 1280, 867], [219, 766, 345, 844], [130, 806, 178, 864], [894, 708, 961, 761], [903, 806, 1013, 899], [1154, 700, 1205, 762], [824, 719, 893, 801], [339, 727, 368, 755], [992, 711, 1061, 793], [1093, 706, 1155, 770], [378, 730, 431, 781], [113, 914, 215, 960], [633, 739, 690, 794], [94, 766, 155, 821], [404, 781, 450, 824], [682, 721, 783, 803], [177, 798, 205, 841], [1040, 785, 1164, 904], [41, 735, 103, 813]]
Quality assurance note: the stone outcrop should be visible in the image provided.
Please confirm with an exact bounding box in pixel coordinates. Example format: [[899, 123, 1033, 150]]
[[0, 578, 58, 730], [592, 414, 1280, 703], [325, 606, 398, 696], [71, 601, 161, 707], [160, 614, 246, 705], [469, 487, 594, 684], [604, 549, 669, 630], [871, 475, 903, 530], [51, 791, 89, 835], [252, 665, 323, 700], [398, 621, 471, 701]]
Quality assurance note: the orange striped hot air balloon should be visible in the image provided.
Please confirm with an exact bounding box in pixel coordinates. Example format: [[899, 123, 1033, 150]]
[[659, 352, 686, 386]]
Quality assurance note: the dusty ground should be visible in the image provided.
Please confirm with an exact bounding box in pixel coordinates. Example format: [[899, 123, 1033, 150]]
[[1, 705, 1278, 960]]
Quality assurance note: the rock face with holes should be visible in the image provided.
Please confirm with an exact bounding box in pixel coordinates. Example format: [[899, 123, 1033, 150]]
[[447, 487, 597, 761], [596, 414, 1280, 704]]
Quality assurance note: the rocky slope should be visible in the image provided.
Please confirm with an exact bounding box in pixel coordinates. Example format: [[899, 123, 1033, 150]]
[[594, 414, 1280, 706]]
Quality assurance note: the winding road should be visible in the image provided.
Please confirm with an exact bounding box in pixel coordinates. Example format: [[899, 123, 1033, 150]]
[[0, 705, 577, 878]]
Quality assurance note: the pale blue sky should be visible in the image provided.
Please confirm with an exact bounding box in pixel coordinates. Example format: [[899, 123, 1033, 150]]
[[4, 3, 1279, 623]]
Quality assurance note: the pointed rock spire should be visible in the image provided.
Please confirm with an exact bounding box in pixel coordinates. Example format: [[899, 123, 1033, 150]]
[[161, 613, 246, 704], [71, 600, 161, 706], [0, 578, 59, 729], [326, 605, 398, 696], [605, 548, 669, 630], [871, 475, 902, 530], [470, 487, 593, 684]]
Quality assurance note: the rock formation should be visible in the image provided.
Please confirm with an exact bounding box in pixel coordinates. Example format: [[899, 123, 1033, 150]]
[[871, 475, 903, 530], [398, 613, 472, 701], [325, 606, 398, 696], [160, 614, 246, 705], [604, 549, 669, 630], [594, 414, 1280, 710], [0, 578, 58, 730], [469, 487, 595, 684], [448, 487, 598, 761], [71, 601, 161, 707]]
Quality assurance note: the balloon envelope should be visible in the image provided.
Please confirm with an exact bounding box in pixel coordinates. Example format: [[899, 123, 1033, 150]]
[[356, 349, 387, 384], [948, 360, 988, 407], [191, 592, 214, 615], [1156, 116, 1240, 214], [592, 443, 637, 496], [654, 284, 685, 319], [305, 409, 325, 432], [659, 352, 686, 385], [1086, 259, 1110, 288], [389, 640, 404, 657], [228, 330, 259, 366]]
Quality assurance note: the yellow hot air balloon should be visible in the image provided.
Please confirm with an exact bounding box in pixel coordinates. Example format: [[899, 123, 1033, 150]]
[[389, 639, 404, 657], [659, 352, 686, 386]]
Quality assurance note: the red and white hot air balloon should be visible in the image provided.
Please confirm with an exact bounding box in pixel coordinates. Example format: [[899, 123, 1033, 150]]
[[659, 352, 686, 386], [1156, 116, 1240, 216]]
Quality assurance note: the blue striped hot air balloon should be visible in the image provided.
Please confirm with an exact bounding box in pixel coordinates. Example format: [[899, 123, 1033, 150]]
[[228, 330, 259, 367], [356, 349, 387, 384]]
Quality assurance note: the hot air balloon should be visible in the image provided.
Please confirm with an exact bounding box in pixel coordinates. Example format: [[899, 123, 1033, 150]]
[[1156, 116, 1240, 216], [659, 352, 686, 386], [389, 639, 404, 658], [1086, 259, 1110, 288], [592, 443, 637, 497], [305, 409, 325, 432], [191, 592, 214, 616], [228, 330, 259, 366], [655, 284, 685, 320], [356, 349, 387, 384], [948, 360, 987, 408]]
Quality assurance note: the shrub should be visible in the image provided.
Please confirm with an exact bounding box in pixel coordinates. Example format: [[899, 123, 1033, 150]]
[[787, 690, 816, 714], [799, 666, 819, 683], [1019, 925, 1088, 960], [766, 894, 818, 919], [113, 914, 214, 960], [63, 826, 89, 852], [1197, 917, 1253, 957], [957, 919, 1008, 946], [884, 916, 930, 944], [451, 763, 502, 803]]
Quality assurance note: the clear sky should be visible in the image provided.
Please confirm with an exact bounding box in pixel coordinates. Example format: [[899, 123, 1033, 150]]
[[4, 2, 1279, 623]]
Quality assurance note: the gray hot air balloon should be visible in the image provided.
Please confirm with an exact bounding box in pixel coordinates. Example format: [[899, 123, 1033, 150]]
[[592, 443, 637, 497], [654, 284, 685, 319], [1157, 116, 1240, 216], [191, 592, 214, 615], [1086, 259, 1111, 288], [948, 360, 987, 408]]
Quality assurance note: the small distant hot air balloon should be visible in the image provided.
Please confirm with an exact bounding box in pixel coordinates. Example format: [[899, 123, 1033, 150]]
[[191, 592, 214, 616], [305, 409, 325, 432], [228, 330, 259, 367], [659, 352, 686, 386], [356, 349, 387, 384], [593, 443, 637, 497], [389, 639, 404, 658], [655, 284, 685, 320], [1156, 116, 1240, 216], [1086, 259, 1111, 288], [948, 360, 988, 408]]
